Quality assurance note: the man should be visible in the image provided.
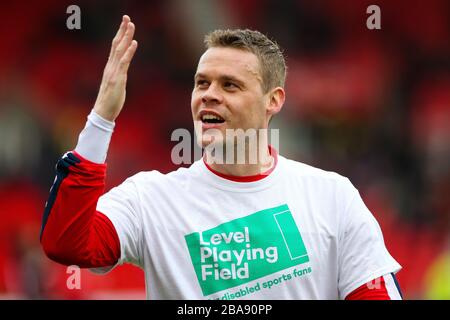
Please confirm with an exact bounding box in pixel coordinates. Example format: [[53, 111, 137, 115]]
[[40, 15, 402, 299]]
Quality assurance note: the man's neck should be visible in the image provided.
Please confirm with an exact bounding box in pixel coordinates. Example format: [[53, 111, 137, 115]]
[[204, 144, 274, 177]]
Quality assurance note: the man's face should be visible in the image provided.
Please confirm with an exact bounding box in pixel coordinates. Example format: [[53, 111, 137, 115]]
[[191, 47, 270, 148]]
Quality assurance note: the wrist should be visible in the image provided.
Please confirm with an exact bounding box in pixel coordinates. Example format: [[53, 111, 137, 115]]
[[92, 106, 117, 122], [89, 109, 116, 131], [74, 110, 115, 164]]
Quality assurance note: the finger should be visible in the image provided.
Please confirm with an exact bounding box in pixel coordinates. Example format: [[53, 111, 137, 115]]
[[109, 16, 131, 57], [115, 22, 135, 60], [119, 40, 138, 72], [115, 15, 130, 44]]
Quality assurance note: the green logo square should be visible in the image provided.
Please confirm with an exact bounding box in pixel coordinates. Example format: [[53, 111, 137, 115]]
[[185, 204, 309, 296]]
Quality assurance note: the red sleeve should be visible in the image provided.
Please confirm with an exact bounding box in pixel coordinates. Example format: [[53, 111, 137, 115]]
[[40, 151, 120, 268], [345, 275, 401, 300]]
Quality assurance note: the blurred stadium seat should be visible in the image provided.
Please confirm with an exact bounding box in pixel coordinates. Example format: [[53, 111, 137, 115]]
[[0, 0, 448, 299]]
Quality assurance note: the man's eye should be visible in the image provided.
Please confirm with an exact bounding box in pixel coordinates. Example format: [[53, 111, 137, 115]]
[[224, 82, 238, 89], [196, 80, 209, 87]]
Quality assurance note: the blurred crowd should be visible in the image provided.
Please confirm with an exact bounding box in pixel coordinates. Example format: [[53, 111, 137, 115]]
[[0, 0, 448, 299]]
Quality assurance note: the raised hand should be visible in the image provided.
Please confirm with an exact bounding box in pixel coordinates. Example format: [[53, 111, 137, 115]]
[[93, 15, 138, 122]]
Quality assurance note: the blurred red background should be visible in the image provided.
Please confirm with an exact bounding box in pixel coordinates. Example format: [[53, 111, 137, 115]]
[[0, 0, 448, 299]]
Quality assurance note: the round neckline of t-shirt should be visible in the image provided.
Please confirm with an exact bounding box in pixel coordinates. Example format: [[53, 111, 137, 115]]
[[202, 145, 278, 183], [197, 153, 282, 193]]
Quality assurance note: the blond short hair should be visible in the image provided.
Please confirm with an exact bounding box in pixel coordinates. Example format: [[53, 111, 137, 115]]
[[204, 29, 286, 93]]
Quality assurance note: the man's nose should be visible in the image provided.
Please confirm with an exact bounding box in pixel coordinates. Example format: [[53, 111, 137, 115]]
[[201, 83, 222, 104]]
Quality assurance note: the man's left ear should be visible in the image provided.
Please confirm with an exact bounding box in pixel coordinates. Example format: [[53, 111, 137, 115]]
[[266, 87, 285, 117]]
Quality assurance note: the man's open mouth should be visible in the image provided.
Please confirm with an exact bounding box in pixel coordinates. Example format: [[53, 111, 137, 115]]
[[201, 113, 225, 124]]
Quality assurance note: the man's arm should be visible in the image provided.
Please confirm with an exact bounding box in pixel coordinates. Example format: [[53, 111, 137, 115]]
[[345, 273, 403, 300], [338, 179, 402, 299], [40, 15, 138, 268], [40, 150, 120, 267]]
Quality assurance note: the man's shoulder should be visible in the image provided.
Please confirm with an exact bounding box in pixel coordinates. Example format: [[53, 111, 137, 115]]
[[279, 155, 358, 202], [124, 160, 201, 185], [278, 155, 353, 188]]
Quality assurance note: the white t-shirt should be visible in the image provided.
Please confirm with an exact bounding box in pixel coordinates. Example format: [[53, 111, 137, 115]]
[[94, 155, 401, 300]]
